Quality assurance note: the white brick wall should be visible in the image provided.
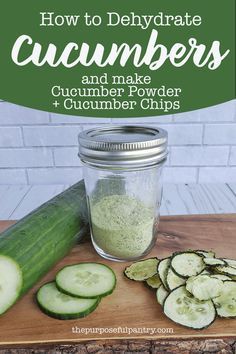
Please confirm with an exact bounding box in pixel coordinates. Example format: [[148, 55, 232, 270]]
[[0, 127, 23, 147], [23, 126, 82, 146], [0, 148, 53, 168], [171, 146, 229, 166], [27, 168, 83, 184], [0, 100, 235, 184], [54, 147, 82, 167], [159, 124, 203, 145], [229, 147, 236, 166], [199, 168, 236, 183], [163, 167, 197, 183], [204, 124, 236, 145]]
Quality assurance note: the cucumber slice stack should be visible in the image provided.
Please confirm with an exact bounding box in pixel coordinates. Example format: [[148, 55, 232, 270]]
[[37, 262, 116, 320], [124, 249, 236, 330]]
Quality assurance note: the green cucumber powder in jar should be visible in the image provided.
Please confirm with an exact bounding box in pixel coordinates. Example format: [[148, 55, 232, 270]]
[[90, 194, 156, 259], [79, 125, 168, 261]]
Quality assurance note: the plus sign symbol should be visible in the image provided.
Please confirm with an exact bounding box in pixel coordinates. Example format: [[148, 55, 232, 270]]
[[53, 100, 60, 108]]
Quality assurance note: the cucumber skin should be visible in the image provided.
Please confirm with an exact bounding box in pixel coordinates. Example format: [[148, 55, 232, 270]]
[[36, 282, 100, 320], [0, 181, 88, 302], [37, 300, 100, 320], [56, 262, 117, 299]]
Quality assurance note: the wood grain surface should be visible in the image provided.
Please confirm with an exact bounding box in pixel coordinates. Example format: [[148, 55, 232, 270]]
[[0, 215, 235, 346]]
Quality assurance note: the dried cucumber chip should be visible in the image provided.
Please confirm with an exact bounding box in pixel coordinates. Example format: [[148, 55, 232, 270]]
[[203, 258, 226, 266], [164, 285, 216, 329], [156, 285, 169, 306], [166, 268, 186, 291], [213, 281, 236, 318], [157, 258, 171, 290], [171, 252, 205, 278], [186, 274, 224, 301], [124, 258, 159, 281], [146, 274, 162, 289]]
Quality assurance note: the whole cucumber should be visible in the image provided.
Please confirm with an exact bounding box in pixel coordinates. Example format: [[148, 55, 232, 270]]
[[0, 180, 88, 314]]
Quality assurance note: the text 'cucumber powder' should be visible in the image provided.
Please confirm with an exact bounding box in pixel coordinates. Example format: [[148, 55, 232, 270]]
[[90, 194, 156, 259]]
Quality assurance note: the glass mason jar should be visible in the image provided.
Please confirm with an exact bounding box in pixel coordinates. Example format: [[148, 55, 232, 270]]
[[78, 126, 168, 262]]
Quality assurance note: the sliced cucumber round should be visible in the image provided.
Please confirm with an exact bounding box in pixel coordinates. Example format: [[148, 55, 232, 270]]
[[203, 258, 226, 267], [124, 258, 159, 281], [146, 274, 162, 289], [157, 258, 170, 290], [166, 268, 186, 291], [56, 263, 116, 298], [214, 265, 236, 277], [156, 285, 169, 306], [0, 255, 22, 315], [37, 282, 100, 320], [186, 275, 224, 301], [196, 250, 215, 258], [213, 281, 236, 318], [164, 286, 216, 329], [171, 252, 205, 278], [223, 258, 236, 270]]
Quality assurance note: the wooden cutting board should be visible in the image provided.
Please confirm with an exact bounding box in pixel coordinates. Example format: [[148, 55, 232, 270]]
[[0, 214, 235, 345]]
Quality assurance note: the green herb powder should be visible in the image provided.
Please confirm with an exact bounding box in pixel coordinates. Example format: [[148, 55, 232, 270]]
[[91, 195, 155, 259]]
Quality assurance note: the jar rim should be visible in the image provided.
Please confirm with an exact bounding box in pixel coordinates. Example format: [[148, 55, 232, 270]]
[[78, 125, 168, 169]]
